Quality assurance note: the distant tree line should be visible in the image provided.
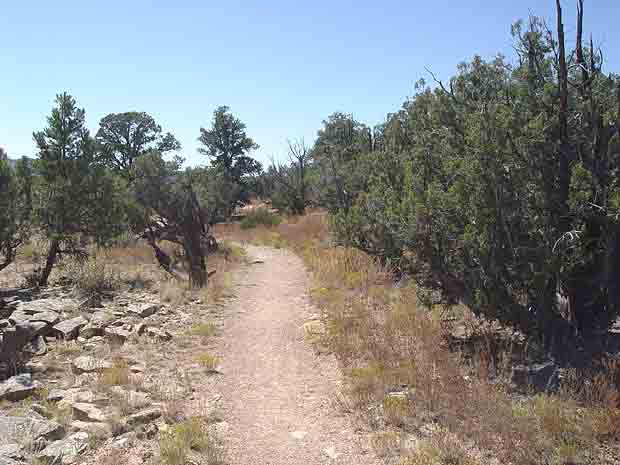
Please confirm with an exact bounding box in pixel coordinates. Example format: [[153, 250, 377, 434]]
[[0, 96, 263, 288]]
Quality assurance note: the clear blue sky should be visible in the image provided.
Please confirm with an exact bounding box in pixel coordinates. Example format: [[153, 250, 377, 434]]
[[1, 1, 619, 166]]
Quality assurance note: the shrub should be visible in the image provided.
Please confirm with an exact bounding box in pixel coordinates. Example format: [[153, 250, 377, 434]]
[[240, 208, 281, 229], [189, 322, 217, 338], [159, 418, 221, 465], [98, 357, 130, 387], [69, 256, 120, 297], [196, 353, 220, 372]]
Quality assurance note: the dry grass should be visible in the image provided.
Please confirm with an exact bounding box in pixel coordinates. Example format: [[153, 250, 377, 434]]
[[159, 417, 224, 465], [249, 213, 620, 465], [98, 357, 131, 388], [196, 353, 220, 372], [160, 279, 189, 305], [189, 322, 218, 338], [66, 256, 121, 297]]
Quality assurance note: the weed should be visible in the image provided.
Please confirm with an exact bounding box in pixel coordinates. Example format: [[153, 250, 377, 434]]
[[159, 418, 222, 465], [196, 353, 220, 372], [383, 394, 409, 427], [189, 322, 217, 338], [68, 256, 120, 297], [98, 357, 130, 388], [160, 279, 188, 305]]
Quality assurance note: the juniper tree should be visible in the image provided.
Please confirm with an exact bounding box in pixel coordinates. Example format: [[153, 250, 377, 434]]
[[33, 93, 125, 286]]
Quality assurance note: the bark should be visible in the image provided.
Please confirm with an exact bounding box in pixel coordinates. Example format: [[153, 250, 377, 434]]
[[183, 189, 208, 288], [38, 238, 59, 286], [556, 0, 571, 231]]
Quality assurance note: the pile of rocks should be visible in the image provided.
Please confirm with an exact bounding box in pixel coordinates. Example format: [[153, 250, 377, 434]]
[[1, 297, 172, 377], [0, 371, 164, 464]]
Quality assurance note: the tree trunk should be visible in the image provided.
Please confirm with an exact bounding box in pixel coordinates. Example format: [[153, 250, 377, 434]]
[[556, 0, 571, 233], [39, 238, 59, 286], [183, 188, 208, 288]]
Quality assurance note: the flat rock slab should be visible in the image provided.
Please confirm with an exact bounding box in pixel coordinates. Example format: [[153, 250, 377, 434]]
[[72, 402, 106, 422], [71, 356, 112, 374], [29, 311, 61, 326], [126, 407, 162, 426], [17, 299, 76, 315], [53, 316, 88, 340], [104, 326, 132, 342], [37, 431, 89, 464], [0, 373, 41, 401], [0, 443, 23, 463], [127, 304, 160, 318], [144, 327, 172, 341], [0, 416, 64, 444]]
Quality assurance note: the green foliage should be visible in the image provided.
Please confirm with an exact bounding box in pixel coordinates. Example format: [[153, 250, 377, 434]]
[[32, 93, 126, 284], [198, 105, 261, 184], [240, 208, 281, 229], [316, 14, 620, 354], [96, 111, 181, 179]]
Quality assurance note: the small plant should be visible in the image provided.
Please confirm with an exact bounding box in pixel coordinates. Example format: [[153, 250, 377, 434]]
[[371, 431, 402, 457], [159, 418, 221, 465], [196, 353, 220, 372], [98, 357, 130, 388], [55, 341, 82, 356], [240, 208, 281, 229], [69, 256, 120, 297], [160, 279, 188, 305], [189, 322, 217, 338], [382, 394, 409, 426]]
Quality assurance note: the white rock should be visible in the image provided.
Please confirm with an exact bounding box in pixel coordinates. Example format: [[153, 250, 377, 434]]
[[290, 430, 308, 440]]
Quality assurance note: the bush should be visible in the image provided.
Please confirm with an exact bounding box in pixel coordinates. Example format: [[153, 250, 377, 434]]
[[69, 256, 120, 296], [239, 208, 281, 229]]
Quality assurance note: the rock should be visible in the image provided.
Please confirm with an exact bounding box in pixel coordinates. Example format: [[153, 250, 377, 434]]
[[8, 311, 30, 325], [72, 403, 106, 422], [144, 327, 172, 341], [104, 326, 132, 343], [29, 311, 61, 326], [37, 432, 89, 464], [24, 336, 48, 356], [71, 420, 108, 436], [0, 319, 9, 329], [17, 299, 72, 315], [511, 361, 559, 392], [53, 316, 88, 340], [135, 323, 147, 335], [80, 311, 115, 339], [0, 444, 23, 463], [47, 389, 66, 402], [128, 304, 159, 318], [126, 407, 162, 426], [109, 387, 150, 409], [78, 295, 103, 310], [0, 373, 41, 401], [15, 320, 49, 337], [71, 356, 112, 374], [0, 416, 64, 443], [290, 430, 307, 440], [323, 446, 340, 459]]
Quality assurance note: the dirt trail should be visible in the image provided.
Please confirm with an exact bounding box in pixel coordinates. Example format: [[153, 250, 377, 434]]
[[214, 245, 379, 465]]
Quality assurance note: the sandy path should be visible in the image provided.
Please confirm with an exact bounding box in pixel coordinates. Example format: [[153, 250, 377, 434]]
[[214, 245, 379, 465]]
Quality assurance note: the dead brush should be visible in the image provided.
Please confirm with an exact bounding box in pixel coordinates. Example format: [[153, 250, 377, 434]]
[[67, 255, 120, 297], [160, 279, 189, 305]]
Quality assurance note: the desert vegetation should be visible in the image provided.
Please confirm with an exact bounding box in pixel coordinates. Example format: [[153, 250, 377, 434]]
[[2, 1, 620, 464]]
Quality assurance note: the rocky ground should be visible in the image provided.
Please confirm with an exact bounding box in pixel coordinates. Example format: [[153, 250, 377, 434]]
[[0, 258, 232, 464], [0, 244, 382, 465]]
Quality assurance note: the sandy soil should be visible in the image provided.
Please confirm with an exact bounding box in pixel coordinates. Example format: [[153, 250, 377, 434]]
[[214, 245, 379, 465]]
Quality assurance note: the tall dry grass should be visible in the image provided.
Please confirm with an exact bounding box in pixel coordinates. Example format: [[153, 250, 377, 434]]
[[246, 213, 620, 465]]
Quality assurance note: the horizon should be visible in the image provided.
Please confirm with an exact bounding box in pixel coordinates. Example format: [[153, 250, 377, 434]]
[[2, 1, 619, 166]]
